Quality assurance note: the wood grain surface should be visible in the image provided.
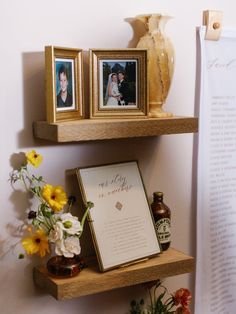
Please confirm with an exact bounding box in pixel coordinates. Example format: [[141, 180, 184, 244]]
[[33, 248, 194, 300], [33, 116, 198, 142]]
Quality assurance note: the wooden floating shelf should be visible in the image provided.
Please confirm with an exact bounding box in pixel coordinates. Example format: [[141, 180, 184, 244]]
[[33, 116, 198, 142], [33, 248, 194, 300]]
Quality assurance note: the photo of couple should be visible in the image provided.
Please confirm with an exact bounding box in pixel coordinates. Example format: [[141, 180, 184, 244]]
[[102, 61, 137, 108]]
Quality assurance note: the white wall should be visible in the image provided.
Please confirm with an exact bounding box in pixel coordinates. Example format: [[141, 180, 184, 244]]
[[0, 1, 235, 313]]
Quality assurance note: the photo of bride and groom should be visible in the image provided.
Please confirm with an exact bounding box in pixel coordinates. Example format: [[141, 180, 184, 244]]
[[102, 61, 137, 108]]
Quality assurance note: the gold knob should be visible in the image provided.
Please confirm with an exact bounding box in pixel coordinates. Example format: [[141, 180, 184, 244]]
[[213, 22, 220, 30]]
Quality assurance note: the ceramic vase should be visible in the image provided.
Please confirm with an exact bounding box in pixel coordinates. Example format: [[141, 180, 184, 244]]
[[136, 14, 174, 118], [47, 255, 86, 277]]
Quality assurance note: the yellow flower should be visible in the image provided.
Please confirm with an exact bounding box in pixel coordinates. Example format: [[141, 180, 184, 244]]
[[42, 184, 68, 212], [25, 150, 43, 167], [22, 229, 50, 257]]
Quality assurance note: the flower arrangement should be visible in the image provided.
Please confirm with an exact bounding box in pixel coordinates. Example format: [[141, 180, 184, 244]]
[[129, 280, 192, 314], [10, 150, 93, 259]]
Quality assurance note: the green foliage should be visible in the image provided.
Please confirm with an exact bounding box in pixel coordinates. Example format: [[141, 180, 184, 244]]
[[130, 299, 146, 314], [129, 281, 181, 314]]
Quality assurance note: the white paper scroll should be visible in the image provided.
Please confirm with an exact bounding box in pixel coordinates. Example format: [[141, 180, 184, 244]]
[[195, 26, 236, 313]]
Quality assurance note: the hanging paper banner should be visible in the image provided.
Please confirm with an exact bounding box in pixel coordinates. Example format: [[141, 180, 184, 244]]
[[195, 26, 236, 313]]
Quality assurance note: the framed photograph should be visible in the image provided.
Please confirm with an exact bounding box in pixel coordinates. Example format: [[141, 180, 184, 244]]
[[76, 161, 161, 272], [45, 46, 84, 123], [90, 49, 148, 118]]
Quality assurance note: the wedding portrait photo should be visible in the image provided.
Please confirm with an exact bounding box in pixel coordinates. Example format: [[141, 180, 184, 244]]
[[55, 58, 75, 111], [90, 49, 148, 118], [100, 60, 137, 108]]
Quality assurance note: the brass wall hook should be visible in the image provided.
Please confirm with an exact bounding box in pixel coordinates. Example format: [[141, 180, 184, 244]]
[[203, 10, 223, 41]]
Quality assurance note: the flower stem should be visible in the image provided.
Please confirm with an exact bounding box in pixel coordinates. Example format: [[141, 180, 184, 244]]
[[20, 168, 29, 191], [67, 202, 72, 213], [148, 288, 153, 311], [80, 202, 93, 235]]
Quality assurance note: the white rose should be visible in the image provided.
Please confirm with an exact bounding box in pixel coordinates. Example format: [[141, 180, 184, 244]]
[[59, 213, 82, 236], [55, 239, 66, 256], [48, 222, 63, 242], [55, 236, 81, 258]]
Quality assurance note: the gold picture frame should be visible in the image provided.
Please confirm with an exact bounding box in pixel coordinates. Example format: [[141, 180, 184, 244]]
[[90, 49, 148, 119], [76, 161, 161, 272], [45, 46, 84, 123]]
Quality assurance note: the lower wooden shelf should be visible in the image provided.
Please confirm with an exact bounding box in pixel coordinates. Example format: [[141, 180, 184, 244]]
[[33, 248, 194, 300]]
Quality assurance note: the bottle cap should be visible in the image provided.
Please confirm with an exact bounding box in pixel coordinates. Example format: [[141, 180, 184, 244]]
[[153, 191, 163, 199], [153, 192, 164, 197]]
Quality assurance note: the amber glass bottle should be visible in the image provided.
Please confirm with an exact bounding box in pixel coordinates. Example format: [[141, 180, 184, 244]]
[[151, 191, 171, 251]]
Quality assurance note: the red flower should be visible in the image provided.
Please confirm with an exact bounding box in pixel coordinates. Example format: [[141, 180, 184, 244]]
[[174, 288, 192, 308], [176, 306, 191, 314]]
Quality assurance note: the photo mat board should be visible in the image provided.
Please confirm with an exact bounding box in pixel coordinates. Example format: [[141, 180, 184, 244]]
[[45, 46, 84, 123], [76, 161, 161, 271], [90, 49, 148, 118]]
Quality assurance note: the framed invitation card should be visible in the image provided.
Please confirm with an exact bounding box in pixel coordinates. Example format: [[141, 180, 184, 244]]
[[76, 161, 161, 271]]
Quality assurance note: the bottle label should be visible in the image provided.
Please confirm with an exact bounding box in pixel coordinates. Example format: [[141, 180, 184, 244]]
[[155, 218, 171, 244]]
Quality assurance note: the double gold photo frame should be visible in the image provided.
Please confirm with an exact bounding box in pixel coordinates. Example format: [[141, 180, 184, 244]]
[[45, 47, 148, 122]]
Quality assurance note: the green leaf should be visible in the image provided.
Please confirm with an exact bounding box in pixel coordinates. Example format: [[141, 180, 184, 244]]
[[32, 175, 44, 182], [43, 210, 52, 218], [129, 299, 144, 314], [154, 291, 166, 310], [40, 203, 49, 212], [32, 219, 40, 227], [140, 299, 144, 306]]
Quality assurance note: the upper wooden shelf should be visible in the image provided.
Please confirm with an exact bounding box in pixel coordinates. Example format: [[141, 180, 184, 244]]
[[33, 116, 198, 142], [33, 248, 194, 300]]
